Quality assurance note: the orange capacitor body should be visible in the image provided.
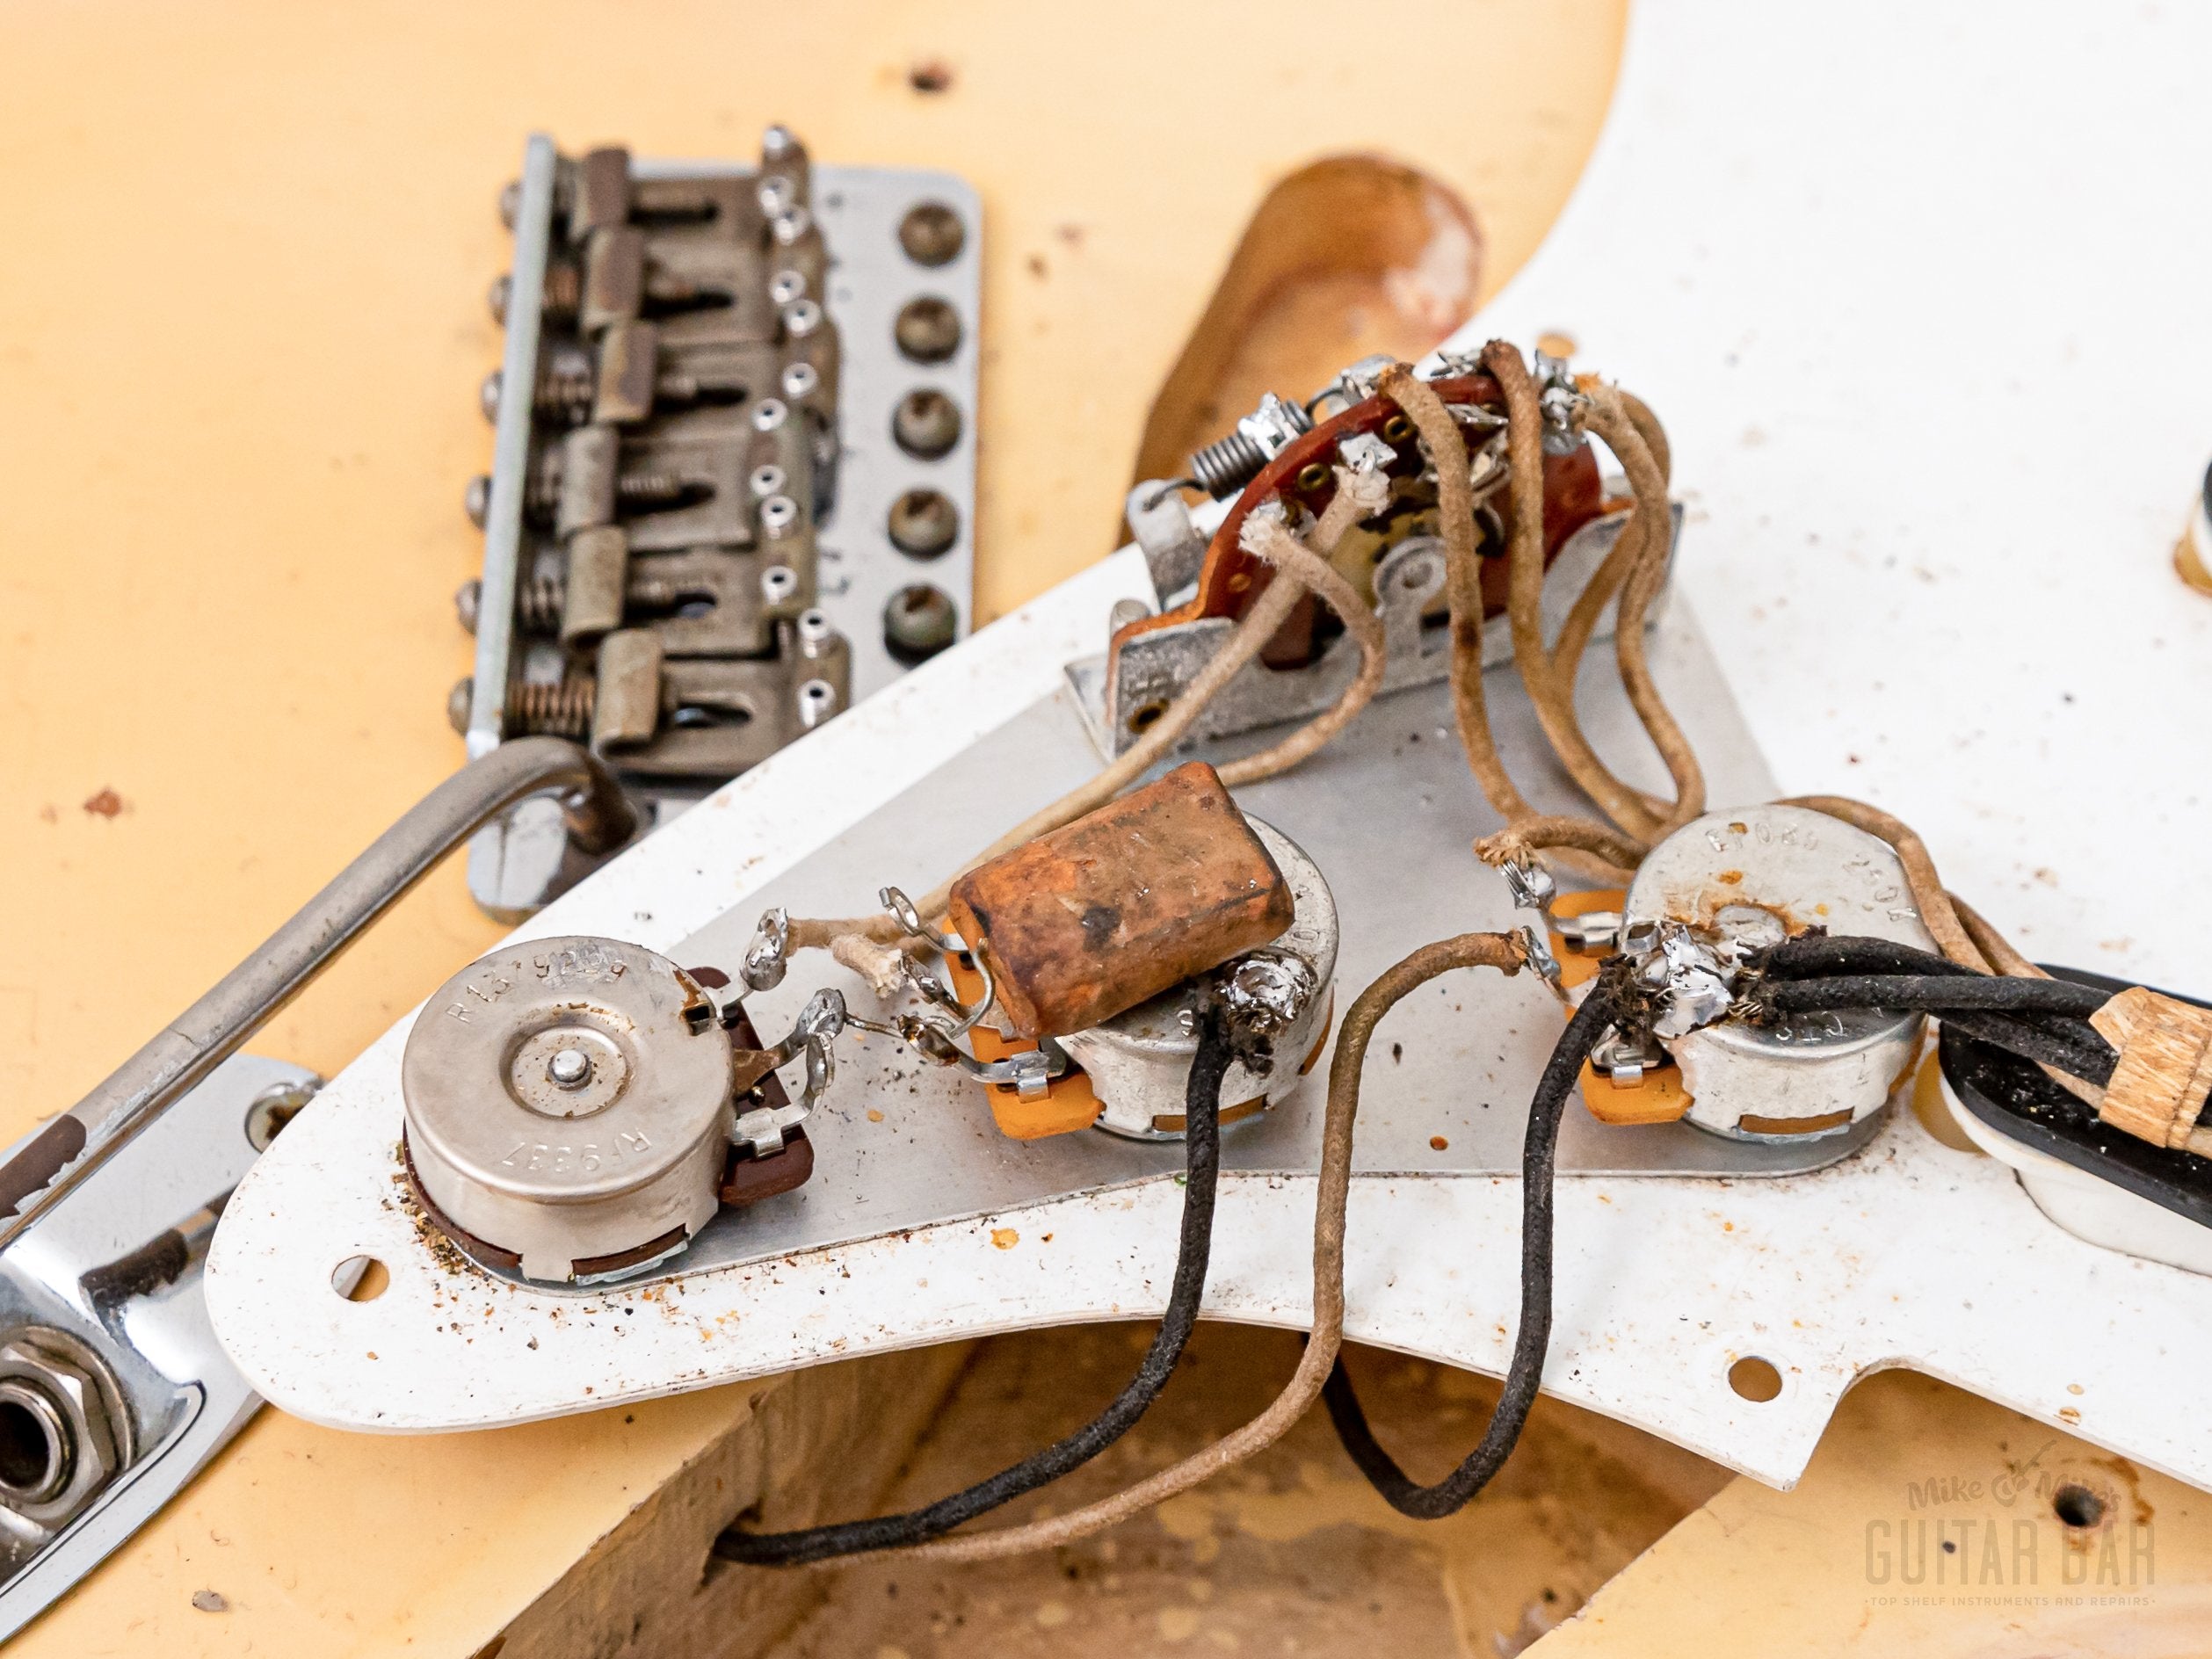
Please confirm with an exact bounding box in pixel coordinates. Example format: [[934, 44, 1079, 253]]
[[946, 762, 1294, 1040]]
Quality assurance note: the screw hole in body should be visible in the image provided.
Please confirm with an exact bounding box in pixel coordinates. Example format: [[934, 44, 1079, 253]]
[[2052, 1482, 2107, 1529]]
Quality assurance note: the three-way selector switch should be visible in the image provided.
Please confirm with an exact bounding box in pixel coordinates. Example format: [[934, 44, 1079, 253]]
[[402, 936, 742, 1284]]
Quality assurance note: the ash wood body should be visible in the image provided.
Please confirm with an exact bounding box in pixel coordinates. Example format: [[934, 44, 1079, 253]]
[[947, 762, 1294, 1039]]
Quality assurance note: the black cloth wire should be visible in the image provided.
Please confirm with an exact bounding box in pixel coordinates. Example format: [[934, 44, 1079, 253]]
[[1321, 982, 1617, 1520], [714, 1003, 1234, 1567], [1758, 936, 1978, 982], [1761, 974, 2110, 1022], [1758, 935, 2112, 1065], [1934, 1008, 2116, 1089]]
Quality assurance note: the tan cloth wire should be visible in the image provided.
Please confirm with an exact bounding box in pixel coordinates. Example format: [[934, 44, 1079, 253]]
[[867, 931, 1527, 1565], [1375, 365, 1545, 833], [1473, 815, 1645, 880], [1581, 383, 1705, 834], [1549, 387, 1671, 701], [785, 466, 1392, 955], [1479, 347, 1669, 842], [1951, 892, 2045, 979], [1483, 344, 1705, 843], [1218, 505, 1388, 786], [1401, 358, 2036, 979], [896, 367, 2069, 1562]]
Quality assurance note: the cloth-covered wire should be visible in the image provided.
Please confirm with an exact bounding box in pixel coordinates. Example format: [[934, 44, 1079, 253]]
[[867, 931, 1531, 1565], [1752, 934, 2118, 1087], [1548, 387, 1671, 716], [1321, 980, 1617, 1517], [1317, 933, 2127, 1521], [1381, 353, 1704, 887], [1760, 974, 2109, 1022], [1376, 365, 1547, 835], [714, 1003, 1234, 1567], [1577, 380, 1705, 835], [1481, 344, 1704, 844], [1757, 937, 2108, 1051], [1473, 819, 1644, 887], [1758, 935, 1976, 982], [1771, 802, 2093, 1091], [1934, 1009, 2118, 1088]]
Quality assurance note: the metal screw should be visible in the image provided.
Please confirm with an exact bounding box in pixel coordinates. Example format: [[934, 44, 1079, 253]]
[[888, 488, 959, 558], [480, 350, 594, 425], [455, 579, 482, 634], [796, 608, 838, 657], [762, 124, 797, 162], [649, 366, 748, 410], [883, 583, 957, 663], [782, 360, 821, 400], [757, 175, 796, 216], [447, 677, 475, 735], [769, 269, 807, 305], [759, 495, 800, 538], [761, 564, 800, 605], [796, 679, 838, 731], [893, 388, 962, 459], [895, 296, 961, 363], [494, 676, 597, 739], [488, 262, 582, 326], [781, 298, 823, 339], [245, 1078, 320, 1152], [472, 466, 696, 530], [898, 201, 966, 267], [548, 1047, 592, 1090], [752, 398, 789, 433], [772, 206, 813, 246], [750, 464, 787, 498]]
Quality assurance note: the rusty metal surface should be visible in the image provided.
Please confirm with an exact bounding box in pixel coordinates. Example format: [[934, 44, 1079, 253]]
[[948, 761, 1294, 1038]]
